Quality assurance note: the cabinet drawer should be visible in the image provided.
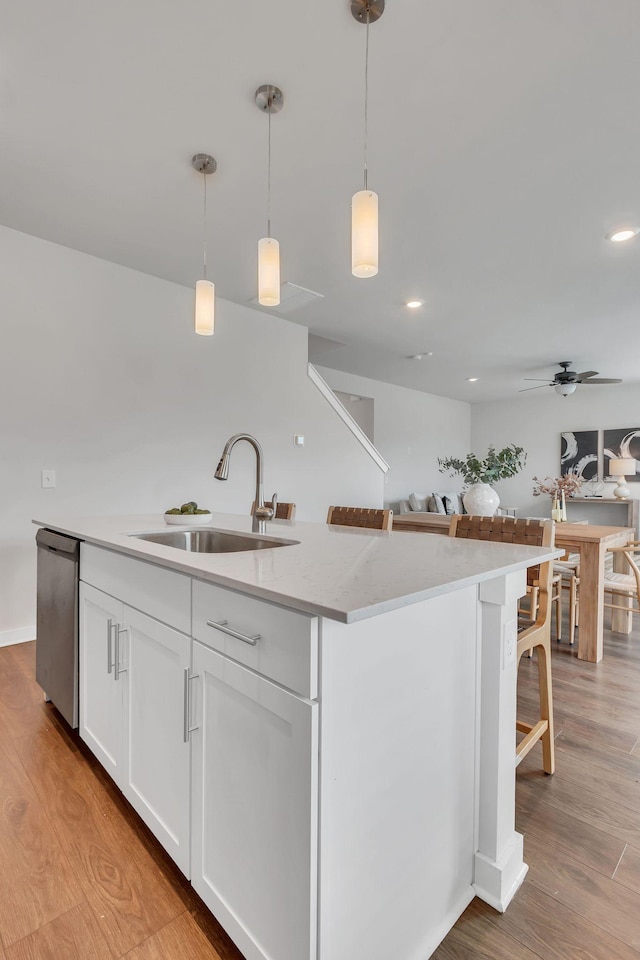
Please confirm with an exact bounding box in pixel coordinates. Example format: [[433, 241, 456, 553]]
[[81, 544, 191, 634], [192, 579, 318, 699]]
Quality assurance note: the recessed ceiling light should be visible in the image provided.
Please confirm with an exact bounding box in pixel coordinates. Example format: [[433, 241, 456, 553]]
[[467, 377, 478, 382], [405, 299, 424, 309], [606, 227, 639, 243], [408, 352, 433, 360]]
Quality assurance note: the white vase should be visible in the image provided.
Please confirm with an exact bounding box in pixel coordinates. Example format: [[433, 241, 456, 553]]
[[463, 483, 500, 517]]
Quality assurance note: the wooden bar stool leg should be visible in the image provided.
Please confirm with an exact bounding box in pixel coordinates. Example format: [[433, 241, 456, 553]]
[[555, 583, 562, 642], [569, 577, 577, 644], [537, 641, 555, 774]]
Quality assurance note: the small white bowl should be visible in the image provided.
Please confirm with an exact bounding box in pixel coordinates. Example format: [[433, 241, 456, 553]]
[[164, 513, 212, 526]]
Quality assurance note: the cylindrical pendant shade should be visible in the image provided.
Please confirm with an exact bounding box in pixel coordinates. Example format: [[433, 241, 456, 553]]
[[258, 237, 280, 306], [194, 279, 215, 336], [351, 189, 379, 278]]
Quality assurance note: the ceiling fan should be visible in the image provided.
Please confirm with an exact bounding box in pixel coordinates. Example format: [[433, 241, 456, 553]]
[[520, 361, 623, 396]]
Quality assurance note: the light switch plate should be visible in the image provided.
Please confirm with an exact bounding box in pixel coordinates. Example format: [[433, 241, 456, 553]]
[[293, 435, 305, 446], [41, 470, 56, 488]]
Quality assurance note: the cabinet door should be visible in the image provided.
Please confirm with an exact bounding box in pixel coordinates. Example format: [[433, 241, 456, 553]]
[[121, 606, 192, 877], [79, 582, 123, 779], [191, 641, 318, 960]]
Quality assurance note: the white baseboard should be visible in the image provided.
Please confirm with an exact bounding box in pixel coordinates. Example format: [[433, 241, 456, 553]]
[[0, 626, 36, 648]]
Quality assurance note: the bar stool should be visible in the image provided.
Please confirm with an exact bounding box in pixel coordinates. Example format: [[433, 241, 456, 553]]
[[449, 515, 555, 774], [326, 506, 393, 531]]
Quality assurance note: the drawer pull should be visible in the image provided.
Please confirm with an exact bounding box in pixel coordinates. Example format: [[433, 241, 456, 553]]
[[207, 619, 261, 647]]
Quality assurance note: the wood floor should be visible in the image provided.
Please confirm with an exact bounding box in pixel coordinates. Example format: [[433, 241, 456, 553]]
[[1, 621, 639, 959]]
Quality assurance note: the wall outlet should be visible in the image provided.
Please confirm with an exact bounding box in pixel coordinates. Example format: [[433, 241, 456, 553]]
[[41, 470, 56, 488], [502, 618, 517, 669]]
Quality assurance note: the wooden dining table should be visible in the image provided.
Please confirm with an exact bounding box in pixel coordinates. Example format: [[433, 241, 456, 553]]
[[392, 514, 635, 663]]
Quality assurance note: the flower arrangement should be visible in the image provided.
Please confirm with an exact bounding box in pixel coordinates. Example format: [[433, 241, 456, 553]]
[[532, 474, 584, 498], [438, 444, 527, 487]]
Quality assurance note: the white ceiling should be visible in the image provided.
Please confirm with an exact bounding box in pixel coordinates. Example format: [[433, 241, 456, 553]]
[[2, 0, 639, 402]]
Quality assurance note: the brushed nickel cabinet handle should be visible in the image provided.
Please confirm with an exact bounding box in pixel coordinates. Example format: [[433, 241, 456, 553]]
[[114, 626, 127, 681], [183, 668, 200, 742], [206, 619, 261, 646], [107, 618, 114, 674]]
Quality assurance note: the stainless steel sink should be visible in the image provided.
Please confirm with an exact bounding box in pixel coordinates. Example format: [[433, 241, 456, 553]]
[[131, 529, 299, 553]]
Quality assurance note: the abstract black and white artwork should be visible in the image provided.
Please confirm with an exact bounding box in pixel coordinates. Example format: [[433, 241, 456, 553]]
[[603, 428, 640, 482], [560, 430, 598, 480]]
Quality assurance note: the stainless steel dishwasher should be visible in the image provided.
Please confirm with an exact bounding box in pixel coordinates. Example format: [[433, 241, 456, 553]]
[[35, 528, 81, 728]]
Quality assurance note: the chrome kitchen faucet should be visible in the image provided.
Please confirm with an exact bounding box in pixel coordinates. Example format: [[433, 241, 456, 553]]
[[214, 434, 277, 533]]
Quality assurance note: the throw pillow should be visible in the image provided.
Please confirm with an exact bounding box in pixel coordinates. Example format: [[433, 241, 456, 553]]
[[429, 493, 446, 515], [435, 491, 463, 514], [408, 493, 428, 512]]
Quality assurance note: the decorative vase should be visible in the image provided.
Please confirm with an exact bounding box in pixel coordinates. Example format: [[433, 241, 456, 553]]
[[463, 483, 500, 517]]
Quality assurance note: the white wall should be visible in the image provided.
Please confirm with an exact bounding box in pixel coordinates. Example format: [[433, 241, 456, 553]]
[[316, 367, 471, 508], [333, 391, 375, 442], [471, 385, 640, 522], [0, 226, 384, 638]]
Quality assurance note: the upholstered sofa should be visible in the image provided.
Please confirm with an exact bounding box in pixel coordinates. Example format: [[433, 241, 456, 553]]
[[398, 491, 465, 517]]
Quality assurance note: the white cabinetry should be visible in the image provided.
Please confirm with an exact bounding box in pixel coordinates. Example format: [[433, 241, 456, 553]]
[[79, 578, 191, 875], [123, 606, 191, 875], [191, 640, 318, 960], [75, 539, 520, 960], [80, 582, 123, 780]]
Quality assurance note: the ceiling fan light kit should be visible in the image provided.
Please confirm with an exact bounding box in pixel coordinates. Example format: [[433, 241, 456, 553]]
[[555, 382, 577, 396]]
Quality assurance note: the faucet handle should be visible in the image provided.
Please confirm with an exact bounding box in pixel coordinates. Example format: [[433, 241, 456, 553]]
[[270, 492, 278, 520]]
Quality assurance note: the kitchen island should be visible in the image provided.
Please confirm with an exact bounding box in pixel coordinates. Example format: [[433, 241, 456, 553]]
[[33, 512, 559, 960]]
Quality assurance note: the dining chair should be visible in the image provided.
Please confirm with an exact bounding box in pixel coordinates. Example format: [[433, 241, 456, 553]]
[[326, 506, 393, 531], [449, 514, 555, 774], [250, 500, 296, 521], [555, 553, 580, 644], [604, 542, 640, 624]]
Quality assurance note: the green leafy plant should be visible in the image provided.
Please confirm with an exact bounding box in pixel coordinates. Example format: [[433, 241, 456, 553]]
[[438, 445, 527, 487]]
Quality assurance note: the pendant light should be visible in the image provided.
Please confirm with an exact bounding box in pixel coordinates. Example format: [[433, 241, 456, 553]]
[[351, 0, 384, 278], [255, 84, 284, 306], [192, 153, 217, 335]]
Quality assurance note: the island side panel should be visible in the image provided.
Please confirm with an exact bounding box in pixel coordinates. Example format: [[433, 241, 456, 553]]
[[474, 570, 528, 911], [318, 586, 479, 960]]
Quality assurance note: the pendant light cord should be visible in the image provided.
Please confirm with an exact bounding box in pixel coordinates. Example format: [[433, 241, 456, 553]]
[[202, 169, 208, 280], [363, 5, 370, 191], [267, 93, 272, 237]]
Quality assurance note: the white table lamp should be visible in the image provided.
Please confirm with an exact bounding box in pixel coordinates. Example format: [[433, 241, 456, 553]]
[[609, 458, 636, 499]]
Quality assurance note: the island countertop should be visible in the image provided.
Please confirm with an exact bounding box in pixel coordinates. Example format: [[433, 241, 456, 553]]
[[32, 512, 560, 623]]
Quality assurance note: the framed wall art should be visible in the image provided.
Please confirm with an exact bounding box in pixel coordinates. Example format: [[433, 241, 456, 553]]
[[560, 430, 599, 480], [603, 428, 640, 482]]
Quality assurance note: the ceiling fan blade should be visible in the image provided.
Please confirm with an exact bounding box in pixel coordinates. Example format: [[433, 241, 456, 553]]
[[580, 377, 622, 384], [523, 378, 555, 382], [518, 384, 552, 393], [575, 370, 599, 380]]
